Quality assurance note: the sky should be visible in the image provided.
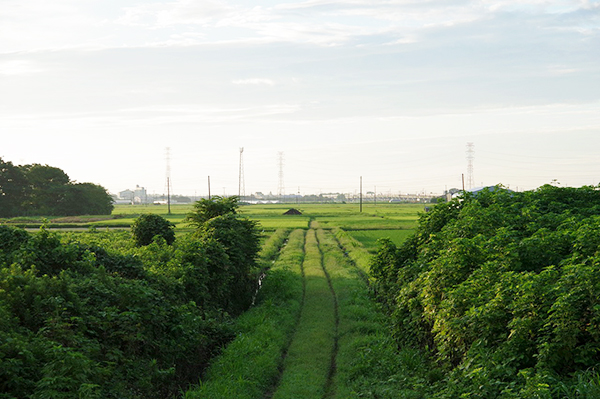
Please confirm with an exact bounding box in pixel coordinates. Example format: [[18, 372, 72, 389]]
[[1, 0, 599, 198]]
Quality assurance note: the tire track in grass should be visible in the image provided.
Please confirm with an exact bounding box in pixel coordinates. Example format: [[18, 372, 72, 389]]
[[331, 229, 370, 285], [184, 229, 306, 399], [318, 228, 365, 399], [319, 228, 410, 399], [270, 229, 338, 399], [315, 229, 340, 399], [264, 229, 307, 399]]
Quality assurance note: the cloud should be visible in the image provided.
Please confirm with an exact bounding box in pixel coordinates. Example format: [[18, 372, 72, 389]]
[[114, 0, 238, 28], [231, 78, 275, 85], [3, 0, 596, 52], [106, 0, 598, 49], [0, 103, 303, 131], [545, 65, 582, 75], [0, 60, 44, 75]]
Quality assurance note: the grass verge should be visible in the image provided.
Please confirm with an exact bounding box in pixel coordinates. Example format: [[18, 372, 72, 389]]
[[258, 228, 291, 265], [183, 229, 305, 399], [333, 228, 373, 277], [318, 229, 437, 399], [270, 229, 337, 399]]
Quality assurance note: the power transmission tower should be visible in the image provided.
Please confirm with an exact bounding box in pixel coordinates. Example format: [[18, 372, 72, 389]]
[[466, 142, 475, 190], [165, 147, 172, 214], [238, 147, 245, 199], [277, 151, 284, 201]]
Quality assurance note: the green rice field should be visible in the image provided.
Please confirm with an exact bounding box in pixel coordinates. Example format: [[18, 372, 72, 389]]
[[346, 229, 415, 251], [4, 202, 423, 250]]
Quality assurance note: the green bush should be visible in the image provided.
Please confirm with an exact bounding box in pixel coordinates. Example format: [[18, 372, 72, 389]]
[[370, 185, 600, 397], [131, 213, 175, 246], [185, 195, 239, 227], [0, 208, 263, 398]]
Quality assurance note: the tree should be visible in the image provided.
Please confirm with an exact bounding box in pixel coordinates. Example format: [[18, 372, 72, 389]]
[[186, 195, 262, 314], [185, 196, 239, 227], [21, 164, 71, 215], [0, 160, 114, 217], [58, 183, 114, 215], [195, 214, 260, 314], [131, 214, 176, 246], [0, 158, 28, 217]]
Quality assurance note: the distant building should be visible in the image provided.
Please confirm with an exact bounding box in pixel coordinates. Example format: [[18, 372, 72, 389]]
[[133, 185, 147, 203], [119, 189, 134, 202], [118, 185, 148, 204]]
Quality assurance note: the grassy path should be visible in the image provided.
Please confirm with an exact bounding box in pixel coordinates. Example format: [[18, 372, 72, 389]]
[[184, 229, 306, 399], [185, 227, 410, 398], [271, 229, 337, 399]]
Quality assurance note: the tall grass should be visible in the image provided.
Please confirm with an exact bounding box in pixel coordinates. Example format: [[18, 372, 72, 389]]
[[183, 229, 305, 399], [258, 228, 291, 264], [185, 225, 435, 399], [318, 229, 434, 398], [333, 228, 373, 283], [346, 229, 414, 252], [270, 229, 337, 399]]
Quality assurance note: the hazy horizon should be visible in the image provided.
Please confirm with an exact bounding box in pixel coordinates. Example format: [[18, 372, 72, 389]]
[[2, 0, 599, 197]]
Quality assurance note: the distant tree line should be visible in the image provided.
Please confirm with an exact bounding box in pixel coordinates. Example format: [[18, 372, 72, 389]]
[[0, 157, 113, 217]]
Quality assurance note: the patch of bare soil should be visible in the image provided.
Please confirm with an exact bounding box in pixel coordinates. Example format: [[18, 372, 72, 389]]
[[283, 208, 302, 215], [51, 216, 119, 223]]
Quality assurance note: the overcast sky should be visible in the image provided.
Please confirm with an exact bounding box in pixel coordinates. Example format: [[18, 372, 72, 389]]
[[1, 0, 599, 197]]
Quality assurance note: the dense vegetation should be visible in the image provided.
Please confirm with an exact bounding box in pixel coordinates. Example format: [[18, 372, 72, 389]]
[[186, 227, 416, 399], [0, 158, 113, 217], [131, 213, 176, 246], [185, 228, 302, 398], [371, 184, 600, 397], [0, 197, 261, 398]]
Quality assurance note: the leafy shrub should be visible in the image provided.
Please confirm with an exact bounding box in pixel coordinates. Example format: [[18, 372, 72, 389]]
[[0, 204, 262, 398], [194, 214, 261, 315], [0, 225, 29, 252], [131, 213, 175, 246], [370, 185, 600, 397], [185, 195, 239, 227]]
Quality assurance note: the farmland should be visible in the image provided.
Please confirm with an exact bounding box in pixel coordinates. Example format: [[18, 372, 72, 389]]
[[0, 199, 422, 398], [1, 202, 424, 249], [4, 186, 600, 398], [188, 186, 600, 398]]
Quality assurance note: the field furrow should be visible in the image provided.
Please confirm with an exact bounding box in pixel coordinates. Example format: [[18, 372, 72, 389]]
[[270, 229, 338, 399], [315, 230, 340, 399]]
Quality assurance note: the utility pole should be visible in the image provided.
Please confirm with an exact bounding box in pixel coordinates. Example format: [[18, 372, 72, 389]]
[[165, 147, 172, 215], [208, 176, 211, 200], [167, 177, 171, 215], [238, 147, 245, 199], [360, 176, 363, 213], [277, 151, 284, 202]]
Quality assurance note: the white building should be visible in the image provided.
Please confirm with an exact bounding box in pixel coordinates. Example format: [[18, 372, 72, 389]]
[[119, 185, 148, 204]]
